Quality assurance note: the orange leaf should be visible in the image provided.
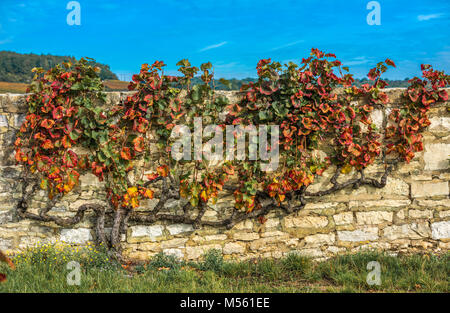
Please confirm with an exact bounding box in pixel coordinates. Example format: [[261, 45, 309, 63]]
[[157, 165, 169, 177], [133, 136, 144, 152], [41, 139, 54, 150], [143, 188, 154, 199], [120, 147, 132, 160], [146, 173, 159, 181]]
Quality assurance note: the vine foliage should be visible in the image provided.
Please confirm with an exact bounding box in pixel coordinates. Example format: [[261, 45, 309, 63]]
[[13, 49, 449, 256]]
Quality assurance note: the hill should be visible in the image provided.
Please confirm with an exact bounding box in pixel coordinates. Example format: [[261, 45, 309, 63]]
[[0, 51, 118, 83]]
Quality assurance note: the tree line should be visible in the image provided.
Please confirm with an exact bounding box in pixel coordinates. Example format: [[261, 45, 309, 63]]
[[0, 51, 118, 83]]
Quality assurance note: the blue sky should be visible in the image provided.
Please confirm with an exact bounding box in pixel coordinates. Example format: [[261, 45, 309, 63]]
[[0, 0, 449, 80]]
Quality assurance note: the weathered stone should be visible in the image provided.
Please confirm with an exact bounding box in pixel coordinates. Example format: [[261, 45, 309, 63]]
[[411, 240, 433, 249], [264, 218, 280, 228], [161, 238, 188, 249], [185, 244, 222, 260], [411, 181, 448, 198], [431, 221, 450, 239], [60, 228, 92, 244], [163, 248, 184, 259], [337, 228, 378, 242], [223, 242, 245, 254], [232, 220, 253, 230], [292, 248, 324, 258], [233, 232, 259, 241], [0, 238, 12, 250], [0, 210, 13, 224], [249, 236, 288, 251], [396, 209, 407, 220], [424, 143, 450, 170], [429, 116, 450, 133], [409, 209, 433, 219], [376, 177, 409, 196], [0, 115, 8, 127], [382, 223, 431, 240], [129, 225, 164, 240], [349, 199, 411, 208], [285, 215, 329, 228], [166, 223, 194, 235], [356, 211, 393, 225], [304, 233, 335, 246], [333, 212, 353, 225], [304, 202, 339, 210], [370, 109, 384, 129]]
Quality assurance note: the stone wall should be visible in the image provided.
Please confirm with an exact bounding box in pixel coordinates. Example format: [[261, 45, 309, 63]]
[[0, 89, 449, 261]]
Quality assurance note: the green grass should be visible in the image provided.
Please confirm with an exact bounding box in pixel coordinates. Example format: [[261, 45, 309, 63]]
[[0, 244, 448, 293]]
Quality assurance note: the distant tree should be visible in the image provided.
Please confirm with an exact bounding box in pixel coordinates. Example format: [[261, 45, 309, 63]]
[[0, 51, 118, 83]]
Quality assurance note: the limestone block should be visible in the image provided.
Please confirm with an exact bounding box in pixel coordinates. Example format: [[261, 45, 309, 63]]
[[333, 212, 354, 225], [223, 242, 246, 254], [356, 211, 393, 225], [304, 233, 335, 246], [411, 181, 448, 198], [285, 215, 329, 228], [166, 223, 194, 235], [129, 225, 164, 241], [382, 223, 431, 240], [337, 228, 379, 242], [431, 221, 450, 239], [409, 209, 433, 219], [60, 228, 92, 244], [424, 143, 450, 171]]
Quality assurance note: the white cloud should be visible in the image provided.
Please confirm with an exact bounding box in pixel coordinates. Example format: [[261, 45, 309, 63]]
[[198, 41, 228, 52], [270, 40, 304, 51], [0, 37, 12, 45], [417, 13, 444, 21], [344, 56, 369, 66]]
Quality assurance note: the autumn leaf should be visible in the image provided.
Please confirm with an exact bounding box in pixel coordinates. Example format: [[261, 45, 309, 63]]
[[200, 190, 208, 202], [143, 188, 154, 199], [385, 58, 396, 67], [120, 147, 132, 160], [146, 173, 159, 181], [40, 119, 55, 129], [41, 139, 54, 150], [341, 164, 352, 174], [63, 150, 78, 168], [127, 186, 138, 197], [157, 165, 169, 177], [133, 136, 144, 152]]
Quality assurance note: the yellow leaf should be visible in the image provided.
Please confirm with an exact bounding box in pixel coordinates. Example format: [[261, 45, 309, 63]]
[[144, 189, 154, 199], [341, 164, 352, 174], [127, 186, 138, 197]]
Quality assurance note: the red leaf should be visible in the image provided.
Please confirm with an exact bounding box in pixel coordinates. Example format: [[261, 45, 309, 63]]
[[63, 150, 78, 168], [120, 147, 132, 160], [385, 58, 396, 67], [52, 106, 65, 119], [40, 119, 55, 129], [157, 165, 169, 177], [41, 139, 54, 150], [133, 137, 144, 152]]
